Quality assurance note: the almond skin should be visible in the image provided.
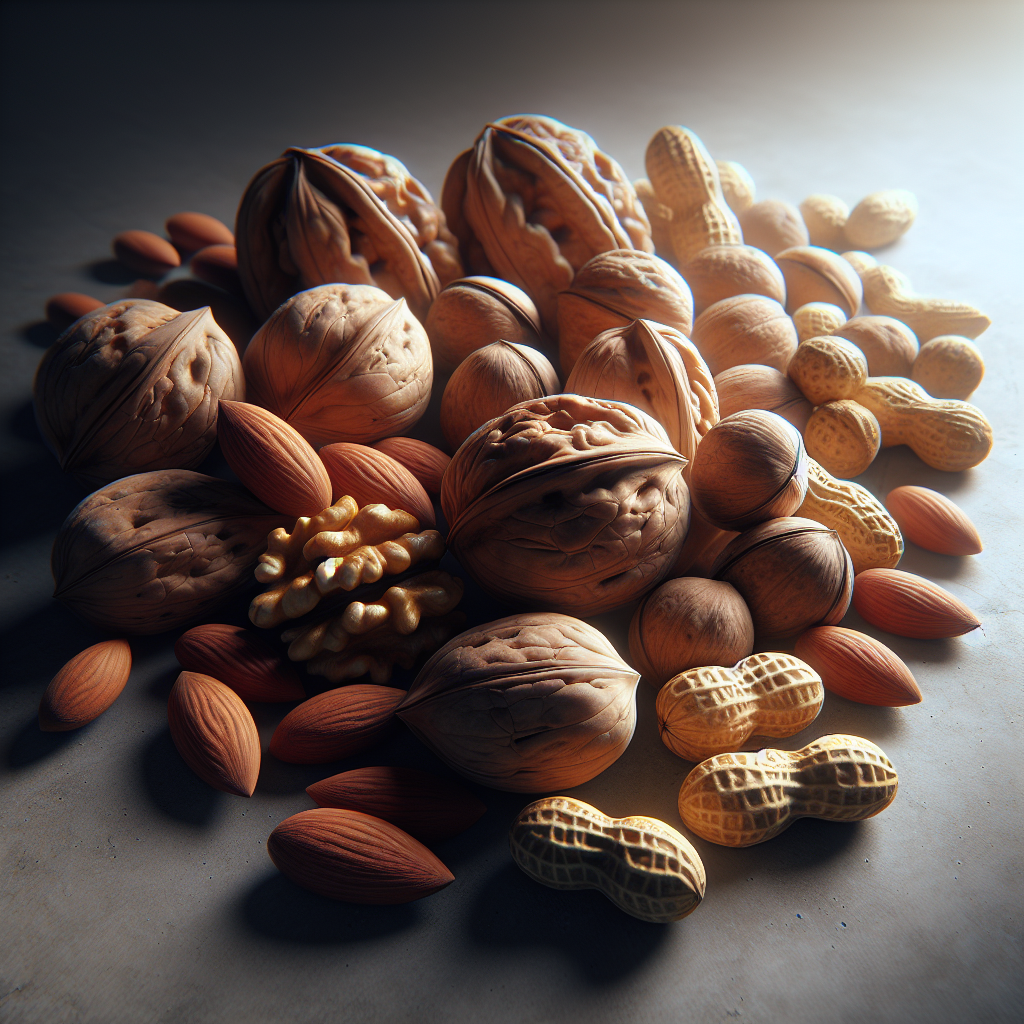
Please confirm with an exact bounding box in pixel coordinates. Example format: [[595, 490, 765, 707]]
[[39, 639, 132, 731], [268, 807, 454, 904], [217, 400, 333, 518], [794, 626, 922, 706], [112, 230, 181, 277], [306, 766, 486, 842], [174, 623, 305, 703], [370, 437, 450, 496], [318, 442, 435, 527], [853, 568, 981, 639], [885, 486, 982, 556], [167, 671, 260, 796], [269, 685, 405, 764]]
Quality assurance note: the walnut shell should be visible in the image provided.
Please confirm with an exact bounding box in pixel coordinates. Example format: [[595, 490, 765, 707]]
[[33, 300, 243, 487], [691, 294, 799, 376], [711, 516, 854, 639], [737, 200, 809, 258], [714, 364, 812, 432], [396, 613, 640, 792], [441, 394, 690, 615], [242, 284, 432, 447], [832, 315, 920, 377], [52, 470, 289, 634], [680, 244, 787, 316], [775, 246, 864, 317]]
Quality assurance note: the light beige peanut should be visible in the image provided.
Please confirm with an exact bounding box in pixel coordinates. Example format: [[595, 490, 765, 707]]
[[831, 314, 919, 377], [656, 652, 823, 762], [841, 249, 878, 276], [796, 459, 902, 574], [911, 335, 985, 400], [716, 159, 756, 214], [855, 377, 993, 472], [634, 178, 677, 264], [677, 734, 899, 847], [738, 200, 809, 258], [775, 245, 863, 317], [793, 301, 847, 343], [803, 400, 880, 478], [509, 796, 706, 923], [787, 336, 868, 405], [680, 244, 786, 316], [799, 194, 849, 250], [844, 190, 918, 249]]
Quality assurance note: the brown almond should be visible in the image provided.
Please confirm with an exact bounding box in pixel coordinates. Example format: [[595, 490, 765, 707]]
[[167, 671, 261, 796], [166, 211, 235, 252], [269, 684, 405, 764], [217, 400, 333, 517], [268, 807, 454, 904], [112, 230, 181, 277], [370, 437, 450, 496], [174, 623, 305, 702], [45, 293, 104, 332], [794, 626, 922, 706], [39, 639, 132, 731], [318, 443, 435, 527], [885, 486, 982, 556], [190, 244, 241, 295], [306, 766, 486, 842], [853, 568, 981, 639]]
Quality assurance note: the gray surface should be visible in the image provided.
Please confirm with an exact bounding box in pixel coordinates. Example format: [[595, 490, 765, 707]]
[[1, 2, 1022, 1022]]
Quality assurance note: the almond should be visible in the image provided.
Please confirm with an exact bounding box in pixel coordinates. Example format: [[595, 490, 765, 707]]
[[190, 244, 242, 295], [269, 684, 405, 764], [166, 211, 235, 251], [885, 485, 982, 556], [306, 766, 486, 842], [45, 292, 104, 332], [268, 807, 454, 904], [174, 623, 305, 703], [371, 437, 450, 496], [112, 229, 181, 277], [39, 639, 132, 731], [217, 400, 333, 518], [318, 443, 435, 527], [794, 626, 922, 706], [167, 671, 261, 796], [853, 568, 981, 639]]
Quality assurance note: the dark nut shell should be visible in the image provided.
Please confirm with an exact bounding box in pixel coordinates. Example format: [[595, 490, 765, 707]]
[[691, 294, 798, 376], [396, 613, 640, 792], [51, 470, 290, 634], [711, 516, 854, 639]]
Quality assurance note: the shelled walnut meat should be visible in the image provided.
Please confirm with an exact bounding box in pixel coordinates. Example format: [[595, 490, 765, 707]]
[[33, 299, 243, 487]]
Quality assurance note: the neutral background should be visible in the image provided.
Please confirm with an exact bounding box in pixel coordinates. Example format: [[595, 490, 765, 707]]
[[1, 2, 1021, 1022]]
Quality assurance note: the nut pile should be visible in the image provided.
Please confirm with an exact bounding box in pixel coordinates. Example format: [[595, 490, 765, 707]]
[[35, 114, 989, 921]]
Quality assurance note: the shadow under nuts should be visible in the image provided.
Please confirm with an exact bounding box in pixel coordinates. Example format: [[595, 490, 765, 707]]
[[397, 614, 640, 793]]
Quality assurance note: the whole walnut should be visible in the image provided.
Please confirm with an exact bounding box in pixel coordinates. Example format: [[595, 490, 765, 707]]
[[242, 283, 432, 447], [397, 613, 640, 792], [441, 115, 652, 338], [33, 299, 244, 488], [441, 394, 690, 616], [236, 144, 462, 322]]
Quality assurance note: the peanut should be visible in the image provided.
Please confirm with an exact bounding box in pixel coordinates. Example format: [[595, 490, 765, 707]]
[[911, 335, 985, 400], [738, 199, 809, 258], [792, 301, 848, 343], [634, 178, 676, 265], [803, 400, 881, 478], [844, 190, 918, 250], [509, 796, 706, 923], [716, 159, 756, 214], [799, 194, 849, 250], [787, 336, 868, 405], [855, 377, 993, 472], [678, 734, 899, 847], [656, 652, 823, 763]]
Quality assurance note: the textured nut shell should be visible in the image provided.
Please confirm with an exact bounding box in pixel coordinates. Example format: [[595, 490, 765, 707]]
[[113, 230, 181, 276], [716, 160, 756, 214], [33, 300, 244, 487], [174, 623, 305, 703], [912, 336, 985, 400], [714, 364, 812, 432], [268, 807, 454, 904], [774, 246, 864, 317], [441, 341, 559, 451], [242, 283, 432, 448], [799, 194, 849, 250], [629, 577, 753, 686], [166, 211, 234, 251], [738, 200, 809, 257], [52, 470, 289, 634], [853, 568, 980, 639], [39, 639, 132, 732], [691, 294, 798, 376], [217, 400, 333, 518], [844, 190, 918, 249], [680, 244, 786, 316], [803, 400, 881, 478], [167, 671, 260, 796], [306, 766, 486, 843], [556, 249, 693, 374], [564, 318, 718, 468], [792, 302, 847, 343], [787, 336, 868, 406], [794, 626, 921, 706], [509, 796, 705, 923], [370, 437, 450, 496], [831, 315, 919, 377], [633, 178, 676, 263], [318, 442, 435, 526], [712, 516, 854, 639], [688, 410, 809, 530], [885, 485, 982, 556], [397, 613, 639, 792], [441, 394, 690, 615]]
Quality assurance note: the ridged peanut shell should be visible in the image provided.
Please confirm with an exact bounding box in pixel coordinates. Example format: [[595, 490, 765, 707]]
[[774, 246, 863, 317], [680, 244, 786, 316], [716, 160, 756, 214], [794, 626, 921, 706], [691, 295, 798, 376], [268, 807, 454, 904], [787, 336, 868, 406], [738, 200, 809, 258], [852, 568, 980, 638], [799, 194, 849, 250], [831, 315, 919, 377], [370, 437, 450, 495], [792, 302, 847, 343], [912, 336, 985, 400], [713, 364, 812, 431], [167, 671, 260, 796], [39, 639, 132, 731], [803, 400, 881, 478], [844, 190, 918, 250], [885, 485, 982, 556]]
